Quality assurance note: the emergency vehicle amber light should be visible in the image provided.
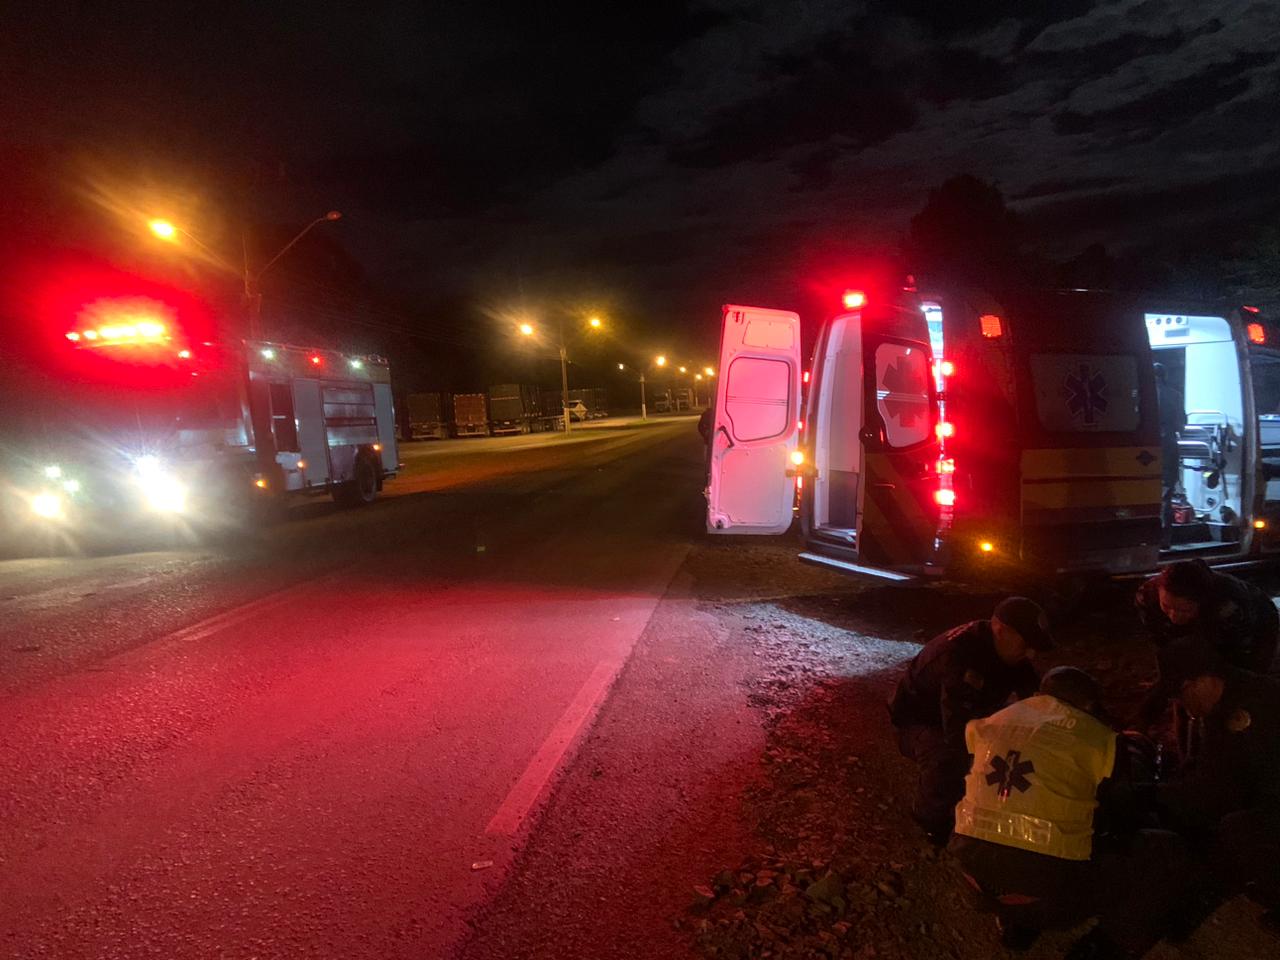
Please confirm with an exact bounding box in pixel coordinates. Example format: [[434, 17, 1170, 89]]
[[254, 478, 268, 489], [789, 449, 805, 466], [1247, 322, 1266, 345], [842, 290, 866, 310], [1254, 519, 1267, 530], [979, 540, 995, 553], [979, 314, 1003, 338]]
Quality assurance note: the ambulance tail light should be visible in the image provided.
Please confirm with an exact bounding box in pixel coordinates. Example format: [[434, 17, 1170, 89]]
[[803, 370, 811, 385], [938, 360, 955, 378], [934, 488, 956, 507], [979, 314, 1003, 339], [1243, 305, 1260, 314], [1247, 322, 1266, 345], [936, 420, 955, 441], [936, 457, 956, 475]]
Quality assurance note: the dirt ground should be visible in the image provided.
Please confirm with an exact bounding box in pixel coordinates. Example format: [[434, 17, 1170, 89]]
[[683, 552, 1279, 960]]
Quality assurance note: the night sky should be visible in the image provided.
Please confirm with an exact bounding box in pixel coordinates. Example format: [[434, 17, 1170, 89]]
[[4, 1, 1280, 365]]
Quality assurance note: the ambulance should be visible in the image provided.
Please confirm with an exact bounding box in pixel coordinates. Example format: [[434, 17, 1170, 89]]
[[706, 283, 1280, 584]]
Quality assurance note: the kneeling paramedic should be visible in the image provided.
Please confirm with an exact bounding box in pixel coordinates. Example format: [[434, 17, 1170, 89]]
[[1133, 560, 1279, 759], [888, 597, 1049, 844], [950, 667, 1189, 958], [1157, 638, 1280, 933]]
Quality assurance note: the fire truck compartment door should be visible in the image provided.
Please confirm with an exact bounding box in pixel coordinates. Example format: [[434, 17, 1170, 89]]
[[707, 304, 801, 534], [292, 379, 330, 483], [373, 382, 399, 473]]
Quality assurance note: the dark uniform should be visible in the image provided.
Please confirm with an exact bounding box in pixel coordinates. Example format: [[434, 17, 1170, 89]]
[[1159, 667, 1280, 910], [888, 619, 1038, 839], [1134, 572, 1279, 731]]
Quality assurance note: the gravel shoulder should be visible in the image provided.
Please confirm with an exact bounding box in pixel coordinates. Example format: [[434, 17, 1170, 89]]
[[455, 533, 1279, 960]]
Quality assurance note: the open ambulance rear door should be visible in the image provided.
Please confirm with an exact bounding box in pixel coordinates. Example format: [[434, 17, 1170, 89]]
[[706, 305, 802, 534], [799, 294, 942, 580]]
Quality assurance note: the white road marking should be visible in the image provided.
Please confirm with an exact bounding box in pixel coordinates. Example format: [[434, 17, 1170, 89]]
[[485, 657, 623, 836]]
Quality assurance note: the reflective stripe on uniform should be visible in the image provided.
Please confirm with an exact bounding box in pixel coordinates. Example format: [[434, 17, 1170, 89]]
[[954, 695, 1116, 861]]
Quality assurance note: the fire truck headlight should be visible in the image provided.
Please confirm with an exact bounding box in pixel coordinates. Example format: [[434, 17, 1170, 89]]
[[31, 492, 65, 520], [142, 473, 187, 514], [62, 478, 81, 494], [43, 464, 63, 480]]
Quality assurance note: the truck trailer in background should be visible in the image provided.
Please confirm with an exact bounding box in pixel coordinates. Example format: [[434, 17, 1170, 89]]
[[405, 391, 452, 440], [487, 383, 553, 435], [452, 393, 490, 437]]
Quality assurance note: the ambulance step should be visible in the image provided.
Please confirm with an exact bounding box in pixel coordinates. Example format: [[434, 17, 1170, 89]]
[[797, 552, 916, 582]]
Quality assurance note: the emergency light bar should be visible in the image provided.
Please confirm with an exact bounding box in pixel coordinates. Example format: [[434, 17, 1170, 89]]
[[66, 297, 175, 347]]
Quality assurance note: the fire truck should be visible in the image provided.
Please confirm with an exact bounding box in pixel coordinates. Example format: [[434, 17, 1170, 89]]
[[5, 301, 399, 546], [705, 283, 1280, 584]]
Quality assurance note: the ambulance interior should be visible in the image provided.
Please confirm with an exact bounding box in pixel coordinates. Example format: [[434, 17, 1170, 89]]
[[809, 313, 863, 545], [1145, 313, 1244, 549]]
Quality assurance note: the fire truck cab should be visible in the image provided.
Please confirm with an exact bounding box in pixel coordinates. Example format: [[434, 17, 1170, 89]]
[[706, 285, 1280, 584]]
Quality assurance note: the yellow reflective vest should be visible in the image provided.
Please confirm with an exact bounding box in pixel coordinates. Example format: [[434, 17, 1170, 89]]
[[954, 694, 1117, 861]]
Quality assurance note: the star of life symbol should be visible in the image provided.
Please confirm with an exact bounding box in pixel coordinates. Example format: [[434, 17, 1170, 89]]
[[879, 355, 928, 428], [986, 749, 1035, 799], [1064, 363, 1108, 426]]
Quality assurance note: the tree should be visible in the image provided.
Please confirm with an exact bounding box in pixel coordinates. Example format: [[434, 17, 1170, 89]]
[[1222, 226, 1280, 310], [903, 175, 1044, 290]]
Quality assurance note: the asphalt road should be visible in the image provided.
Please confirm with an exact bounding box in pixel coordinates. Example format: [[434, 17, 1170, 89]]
[[0, 417, 721, 959]]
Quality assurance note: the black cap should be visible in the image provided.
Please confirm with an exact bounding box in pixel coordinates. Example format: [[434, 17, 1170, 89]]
[[993, 596, 1054, 651], [1161, 637, 1227, 687]]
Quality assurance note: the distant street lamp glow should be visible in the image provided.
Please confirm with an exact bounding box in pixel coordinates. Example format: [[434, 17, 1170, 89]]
[[704, 366, 715, 377], [695, 373, 703, 380], [655, 355, 667, 367], [519, 322, 535, 336], [148, 219, 178, 241], [678, 366, 687, 374], [588, 316, 602, 329], [618, 363, 625, 370]]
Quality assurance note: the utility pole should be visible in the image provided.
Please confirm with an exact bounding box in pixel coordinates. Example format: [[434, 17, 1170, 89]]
[[558, 317, 571, 434], [639, 372, 647, 420]]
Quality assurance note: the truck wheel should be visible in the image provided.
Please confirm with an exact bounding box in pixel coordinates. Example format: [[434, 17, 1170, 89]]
[[334, 456, 379, 507]]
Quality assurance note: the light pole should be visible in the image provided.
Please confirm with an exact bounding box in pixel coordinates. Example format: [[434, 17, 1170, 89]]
[[521, 315, 603, 435], [149, 210, 342, 340]]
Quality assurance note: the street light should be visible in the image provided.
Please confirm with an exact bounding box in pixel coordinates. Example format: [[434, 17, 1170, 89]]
[[655, 355, 667, 367], [519, 322, 535, 337], [704, 366, 715, 377], [147, 210, 342, 340], [678, 365, 687, 374], [589, 316, 602, 329]]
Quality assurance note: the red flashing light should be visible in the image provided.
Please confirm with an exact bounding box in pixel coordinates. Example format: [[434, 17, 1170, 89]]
[[796, 420, 804, 432], [802, 370, 811, 384], [310, 355, 323, 365], [1243, 305, 1260, 314], [937, 457, 956, 475], [1248, 322, 1266, 345], [979, 314, 1003, 339], [938, 359, 955, 378], [936, 421, 955, 440], [934, 488, 956, 507], [842, 289, 866, 310]]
